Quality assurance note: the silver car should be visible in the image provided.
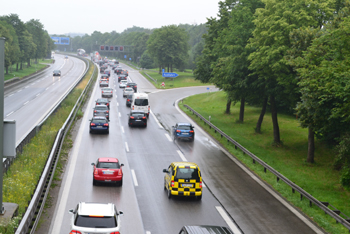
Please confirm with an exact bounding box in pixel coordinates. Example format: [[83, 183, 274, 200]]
[[119, 80, 128, 88], [102, 87, 113, 98], [123, 87, 134, 97], [69, 202, 123, 233]]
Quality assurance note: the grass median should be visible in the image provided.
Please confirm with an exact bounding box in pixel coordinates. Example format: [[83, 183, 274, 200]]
[[179, 91, 350, 234], [4, 59, 53, 81], [0, 60, 96, 233]]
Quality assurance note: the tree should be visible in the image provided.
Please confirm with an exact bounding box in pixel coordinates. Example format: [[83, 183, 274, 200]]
[[26, 19, 46, 63], [0, 21, 20, 74], [147, 25, 189, 73]]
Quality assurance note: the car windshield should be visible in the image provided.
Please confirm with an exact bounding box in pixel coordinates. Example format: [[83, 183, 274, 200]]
[[97, 99, 108, 103], [178, 125, 191, 130], [175, 168, 200, 180], [103, 88, 112, 91], [95, 106, 107, 110], [134, 99, 148, 106], [121, 81, 127, 84], [131, 113, 145, 117], [75, 216, 117, 228], [125, 88, 133, 91], [97, 162, 120, 169]]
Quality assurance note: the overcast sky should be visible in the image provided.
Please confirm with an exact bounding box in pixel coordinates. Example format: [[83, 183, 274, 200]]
[[0, 0, 221, 35]]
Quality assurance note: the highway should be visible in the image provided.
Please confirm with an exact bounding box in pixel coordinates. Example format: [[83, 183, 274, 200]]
[[45, 61, 323, 234]]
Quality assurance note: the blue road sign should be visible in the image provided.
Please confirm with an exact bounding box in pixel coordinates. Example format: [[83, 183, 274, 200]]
[[124, 55, 127, 58], [129, 58, 132, 60], [51, 37, 70, 45], [162, 69, 165, 73], [162, 72, 179, 78]]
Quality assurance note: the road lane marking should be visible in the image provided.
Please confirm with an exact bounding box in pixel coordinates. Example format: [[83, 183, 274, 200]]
[[117, 102, 119, 107], [216, 206, 242, 234], [17, 89, 22, 93], [150, 110, 163, 129], [125, 142, 129, 152], [23, 101, 29, 106], [6, 111, 14, 117], [8, 94, 13, 97], [131, 169, 138, 186], [119, 112, 121, 117], [25, 86, 29, 88], [121, 126, 124, 133], [146, 232, 151, 234], [45, 87, 49, 90], [52, 82, 56, 86], [165, 133, 172, 142], [177, 150, 187, 162]]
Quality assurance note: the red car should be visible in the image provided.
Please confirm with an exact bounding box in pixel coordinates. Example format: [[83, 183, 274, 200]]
[[91, 158, 124, 186]]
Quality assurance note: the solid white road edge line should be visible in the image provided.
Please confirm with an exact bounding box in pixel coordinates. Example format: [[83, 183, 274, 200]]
[[150, 110, 163, 129], [216, 206, 242, 234], [125, 142, 129, 152], [174, 98, 324, 234], [121, 126, 124, 133], [119, 112, 121, 117], [176, 150, 187, 162], [23, 101, 29, 106], [145, 231, 151, 234], [131, 169, 138, 187], [6, 111, 13, 117]]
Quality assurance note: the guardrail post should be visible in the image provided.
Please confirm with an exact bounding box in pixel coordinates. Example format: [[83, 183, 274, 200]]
[[277, 177, 280, 182], [264, 167, 266, 173]]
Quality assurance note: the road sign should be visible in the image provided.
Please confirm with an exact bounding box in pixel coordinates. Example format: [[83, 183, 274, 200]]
[[129, 58, 131, 61], [161, 82, 165, 87], [124, 55, 127, 59], [162, 72, 179, 78]]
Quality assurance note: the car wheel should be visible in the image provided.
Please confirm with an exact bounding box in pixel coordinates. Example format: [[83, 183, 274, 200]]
[[89, 130, 92, 134], [197, 194, 202, 201], [167, 188, 172, 199], [164, 181, 167, 191], [119, 179, 123, 186], [93, 179, 97, 186], [106, 130, 109, 134]]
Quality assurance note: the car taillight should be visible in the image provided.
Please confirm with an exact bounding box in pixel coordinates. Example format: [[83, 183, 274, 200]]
[[127, 99, 130, 101], [118, 169, 122, 175], [70, 231, 82, 234], [91, 123, 96, 126], [176, 130, 181, 132], [199, 181, 202, 188], [148, 106, 150, 111], [103, 123, 109, 126], [132, 106, 134, 110], [111, 232, 120, 234], [130, 116, 135, 119], [142, 117, 146, 119], [171, 181, 175, 187], [96, 103, 99, 105], [106, 110, 109, 113], [102, 91, 104, 93], [190, 130, 194, 133], [94, 110, 97, 113]]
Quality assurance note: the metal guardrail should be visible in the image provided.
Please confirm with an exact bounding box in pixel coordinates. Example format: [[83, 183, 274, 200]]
[[14, 57, 97, 234], [144, 72, 157, 84], [183, 104, 350, 232]]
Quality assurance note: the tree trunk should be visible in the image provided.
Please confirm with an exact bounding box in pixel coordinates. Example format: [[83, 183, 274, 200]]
[[307, 125, 315, 163], [5, 66, 8, 75], [16, 63, 19, 71], [171, 63, 173, 72], [239, 97, 245, 122], [159, 65, 161, 74], [20, 62, 23, 70], [225, 99, 231, 114], [255, 97, 268, 133], [270, 95, 281, 144]]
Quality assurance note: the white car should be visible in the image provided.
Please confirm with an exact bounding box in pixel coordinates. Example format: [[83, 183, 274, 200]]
[[123, 87, 134, 97], [69, 202, 123, 233], [119, 80, 128, 88]]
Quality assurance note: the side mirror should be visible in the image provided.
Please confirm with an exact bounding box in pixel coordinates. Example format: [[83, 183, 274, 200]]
[[163, 169, 168, 173], [172, 126, 174, 128], [68, 209, 75, 214], [89, 119, 91, 121], [121, 163, 124, 167], [119, 211, 124, 215], [91, 163, 95, 166], [192, 126, 195, 128]]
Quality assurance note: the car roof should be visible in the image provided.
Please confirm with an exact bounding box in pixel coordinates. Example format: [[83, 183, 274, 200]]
[[130, 110, 145, 114], [92, 116, 108, 120], [77, 202, 115, 217], [126, 82, 136, 85], [98, 157, 119, 163], [171, 162, 199, 169], [182, 225, 233, 234], [53, 70, 60, 72], [95, 104, 108, 108], [96, 98, 108, 102], [177, 122, 192, 126]]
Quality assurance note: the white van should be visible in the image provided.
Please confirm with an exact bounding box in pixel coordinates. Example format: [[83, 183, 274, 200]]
[[131, 93, 150, 117]]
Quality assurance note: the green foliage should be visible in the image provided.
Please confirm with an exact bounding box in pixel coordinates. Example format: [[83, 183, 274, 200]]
[[139, 50, 154, 69]]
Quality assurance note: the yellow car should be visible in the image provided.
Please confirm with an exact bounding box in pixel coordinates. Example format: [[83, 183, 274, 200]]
[[163, 162, 202, 200]]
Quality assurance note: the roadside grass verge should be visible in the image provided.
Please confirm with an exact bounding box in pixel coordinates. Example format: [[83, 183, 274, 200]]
[[179, 91, 350, 234], [4, 59, 53, 81], [140, 70, 210, 89], [0, 60, 96, 233]]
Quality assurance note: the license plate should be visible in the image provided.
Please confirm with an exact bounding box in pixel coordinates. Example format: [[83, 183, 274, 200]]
[[103, 171, 113, 174], [97, 126, 103, 128], [104, 180, 111, 182], [182, 133, 189, 135], [135, 120, 141, 121], [182, 184, 193, 187]]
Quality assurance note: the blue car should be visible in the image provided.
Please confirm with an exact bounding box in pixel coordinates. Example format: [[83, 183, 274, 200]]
[[173, 123, 195, 141], [89, 116, 109, 134]]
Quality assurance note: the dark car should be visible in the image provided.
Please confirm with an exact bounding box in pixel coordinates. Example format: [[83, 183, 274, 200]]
[[179, 226, 233, 234], [104, 69, 111, 77], [120, 69, 128, 77], [100, 74, 109, 80], [126, 82, 137, 92], [115, 67, 122, 74], [93, 105, 109, 120], [128, 111, 147, 127], [95, 98, 110, 109], [126, 94, 133, 107], [89, 116, 109, 134], [101, 87, 113, 98], [100, 66, 107, 73], [173, 123, 195, 141], [53, 70, 61, 76], [118, 75, 127, 82], [91, 157, 124, 185]]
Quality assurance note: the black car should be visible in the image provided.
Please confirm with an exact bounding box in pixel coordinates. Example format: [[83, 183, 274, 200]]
[[118, 75, 127, 82], [96, 98, 110, 109], [128, 111, 147, 127], [93, 105, 109, 120], [53, 70, 61, 76], [126, 82, 137, 92], [120, 69, 128, 77], [100, 74, 109, 80], [179, 226, 233, 234], [173, 123, 195, 141], [104, 69, 111, 77], [126, 94, 133, 107], [100, 66, 107, 73], [115, 67, 122, 74], [89, 116, 109, 134]]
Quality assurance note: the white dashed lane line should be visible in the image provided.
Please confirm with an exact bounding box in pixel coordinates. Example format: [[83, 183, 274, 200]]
[[6, 111, 14, 117], [165, 133, 172, 142], [17, 89, 22, 93], [121, 126, 124, 133], [131, 169, 138, 187], [45, 87, 49, 91], [125, 142, 129, 152], [8, 94, 13, 97], [25, 86, 29, 88], [216, 206, 242, 234], [119, 112, 121, 117], [177, 150, 187, 162], [23, 101, 29, 106], [36, 93, 41, 97]]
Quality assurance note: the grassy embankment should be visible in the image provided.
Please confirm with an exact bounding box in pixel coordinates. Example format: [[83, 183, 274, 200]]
[[0, 60, 96, 233], [4, 59, 54, 81], [179, 91, 350, 234]]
